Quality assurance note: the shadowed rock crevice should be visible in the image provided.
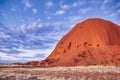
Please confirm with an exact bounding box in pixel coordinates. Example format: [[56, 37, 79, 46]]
[[68, 42, 72, 49]]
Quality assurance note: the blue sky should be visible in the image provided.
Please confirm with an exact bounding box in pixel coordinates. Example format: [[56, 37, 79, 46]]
[[0, 0, 120, 63]]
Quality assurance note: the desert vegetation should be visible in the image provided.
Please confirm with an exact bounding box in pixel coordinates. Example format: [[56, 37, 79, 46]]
[[0, 65, 120, 80]]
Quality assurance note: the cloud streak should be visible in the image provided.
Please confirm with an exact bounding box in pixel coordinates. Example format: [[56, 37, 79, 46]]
[[0, 21, 70, 63], [55, 10, 65, 15], [23, 0, 32, 8], [0, 48, 52, 62], [46, 1, 53, 8], [79, 7, 92, 14]]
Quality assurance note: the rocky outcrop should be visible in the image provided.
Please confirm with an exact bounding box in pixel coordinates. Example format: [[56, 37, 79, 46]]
[[40, 18, 120, 66]]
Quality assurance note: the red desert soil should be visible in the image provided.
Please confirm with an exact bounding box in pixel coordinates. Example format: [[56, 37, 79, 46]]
[[39, 18, 120, 67]]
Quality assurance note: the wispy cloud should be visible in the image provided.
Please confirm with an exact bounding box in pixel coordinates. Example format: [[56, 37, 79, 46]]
[[46, 1, 53, 8], [60, 0, 86, 10], [23, 0, 32, 8], [72, 0, 86, 7], [61, 4, 70, 9], [22, 0, 38, 14], [110, 9, 120, 20], [32, 8, 37, 14], [110, 13, 116, 17], [0, 48, 52, 62], [69, 16, 82, 21], [44, 10, 51, 20], [79, 7, 92, 14], [0, 32, 11, 38], [101, 0, 120, 19], [0, 52, 20, 61], [55, 10, 65, 15], [0, 20, 68, 54]]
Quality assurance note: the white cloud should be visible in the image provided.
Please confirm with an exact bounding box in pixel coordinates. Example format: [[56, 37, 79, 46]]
[[100, 5, 111, 14], [0, 20, 71, 63], [61, 4, 70, 9], [16, 49, 41, 57], [0, 32, 11, 38], [46, 1, 53, 7], [70, 16, 81, 21], [38, 23, 43, 28], [72, 1, 85, 7], [27, 20, 39, 30], [47, 16, 51, 19], [59, 0, 85, 9], [19, 19, 41, 33], [32, 8, 37, 14], [0, 48, 52, 62], [20, 24, 26, 33], [60, 0, 85, 10], [44, 10, 51, 20], [18, 20, 67, 41], [23, 0, 32, 8], [110, 9, 120, 17], [110, 13, 116, 17], [69, 16, 82, 23], [79, 7, 92, 14], [0, 52, 20, 61], [55, 10, 65, 15]]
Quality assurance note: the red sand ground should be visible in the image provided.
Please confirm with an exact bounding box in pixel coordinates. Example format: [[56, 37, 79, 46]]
[[39, 18, 120, 67]]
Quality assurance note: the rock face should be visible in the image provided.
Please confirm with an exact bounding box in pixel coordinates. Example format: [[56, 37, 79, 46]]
[[40, 18, 120, 66]]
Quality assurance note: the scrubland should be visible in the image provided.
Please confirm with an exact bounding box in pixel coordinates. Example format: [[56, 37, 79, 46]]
[[0, 65, 120, 80]]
